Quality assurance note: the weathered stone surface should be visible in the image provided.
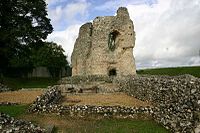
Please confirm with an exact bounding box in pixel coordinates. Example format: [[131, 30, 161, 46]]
[[28, 86, 62, 113], [119, 75, 200, 132], [29, 74, 200, 132], [28, 85, 153, 117], [0, 83, 11, 92], [59, 75, 119, 93], [0, 113, 45, 133], [0, 102, 18, 106], [60, 75, 112, 84], [71, 7, 136, 77]]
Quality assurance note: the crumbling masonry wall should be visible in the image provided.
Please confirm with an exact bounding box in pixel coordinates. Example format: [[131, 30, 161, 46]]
[[71, 7, 136, 77]]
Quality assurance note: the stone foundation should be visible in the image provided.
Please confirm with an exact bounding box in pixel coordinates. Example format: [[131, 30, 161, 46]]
[[29, 74, 200, 132], [119, 75, 200, 132], [0, 113, 45, 132]]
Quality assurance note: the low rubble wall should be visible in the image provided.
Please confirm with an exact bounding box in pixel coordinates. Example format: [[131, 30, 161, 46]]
[[0, 113, 45, 133], [119, 75, 200, 132], [28, 86, 153, 116], [28, 74, 200, 132], [0, 83, 11, 92], [28, 86, 62, 113]]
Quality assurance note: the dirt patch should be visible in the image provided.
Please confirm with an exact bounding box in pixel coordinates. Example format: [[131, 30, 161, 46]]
[[0, 90, 43, 104], [62, 93, 151, 107], [0, 90, 151, 107]]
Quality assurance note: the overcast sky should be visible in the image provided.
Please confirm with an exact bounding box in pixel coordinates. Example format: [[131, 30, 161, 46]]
[[46, 0, 200, 69]]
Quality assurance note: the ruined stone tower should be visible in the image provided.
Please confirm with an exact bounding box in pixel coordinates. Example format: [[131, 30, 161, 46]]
[[71, 7, 136, 77]]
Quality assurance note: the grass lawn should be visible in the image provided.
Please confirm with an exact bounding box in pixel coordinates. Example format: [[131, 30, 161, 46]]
[[65, 118, 168, 133], [1, 77, 59, 89], [0, 105, 168, 132], [0, 104, 28, 117], [137, 66, 200, 78], [20, 114, 168, 133]]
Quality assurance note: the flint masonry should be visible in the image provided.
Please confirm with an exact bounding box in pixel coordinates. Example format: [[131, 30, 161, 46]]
[[71, 7, 136, 77]]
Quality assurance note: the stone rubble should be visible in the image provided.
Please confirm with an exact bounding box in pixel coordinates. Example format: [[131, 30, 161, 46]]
[[0, 83, 11, 92], [28, 74, 200, 132], [59, 75, 120, 93], [28, 85, 153, 116], [0, 102, 18, 106], [119, 74, 200, 132], [59, 105, 153, 117], [60, 75, 112, 84], [28, 86, 62, 113], [0, 113, 45, 133]]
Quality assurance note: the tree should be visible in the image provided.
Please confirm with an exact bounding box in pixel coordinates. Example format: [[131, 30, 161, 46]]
[[31, 42, 69, 77], [7, 44, 33, 77], [0, 0, 53, 75]]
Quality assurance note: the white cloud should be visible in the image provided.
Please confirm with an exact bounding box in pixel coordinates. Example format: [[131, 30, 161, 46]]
[[46, 0, 200, 68], [47, 24, 81, 62], [94, 0, 157, 11], [64, 1, 89, 21], [129, 0, 200, 69], [48, 0, 90, 30]]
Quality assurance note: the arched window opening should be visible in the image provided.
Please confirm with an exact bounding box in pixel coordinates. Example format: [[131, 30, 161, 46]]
[[108, 31, 119, 51]]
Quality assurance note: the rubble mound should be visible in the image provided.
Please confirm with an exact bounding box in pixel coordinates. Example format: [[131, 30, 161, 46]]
[[0, 113, 45, 133], [28, 86, 62, 113], [0, 83, 11, 92], [119, 74, 200, 132]]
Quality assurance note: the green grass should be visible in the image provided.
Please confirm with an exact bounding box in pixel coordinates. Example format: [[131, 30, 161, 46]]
[[65, 118, 168, 133], [137, 66, 200, 78], [1, 77, 59, 89], [0, 105, 28, 117], [0, 107, 168, 132]]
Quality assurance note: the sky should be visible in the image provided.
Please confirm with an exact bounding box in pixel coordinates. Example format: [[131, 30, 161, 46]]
[[46, 0, 200, 69]]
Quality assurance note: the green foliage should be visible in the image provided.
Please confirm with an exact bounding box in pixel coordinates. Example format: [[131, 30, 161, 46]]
[[31, 42, 68, 77], [0, 105, 28, 117], [0, 0, 53, 75], [9, 45, 31, 68], [65, 119, 168, 133], [0, 0, 53, 44], [137, 66, 200, 78], [2, 77, 59, 89], [7, 45, 33, 77]]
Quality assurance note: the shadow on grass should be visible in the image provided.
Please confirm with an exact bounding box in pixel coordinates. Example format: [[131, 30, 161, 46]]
[[1, 77, 59, 90], [2, 106, 169, 133], [0, 104, 29, 117], [65, 118, 169, 133]]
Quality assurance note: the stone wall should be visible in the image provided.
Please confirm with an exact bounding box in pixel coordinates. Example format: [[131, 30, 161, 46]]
[[28, 86, 62, 113], [59, 75, 120, 93], [28, 67, 68, 78], [71, 7, 136, 77], [0, 113, 45, 132], [28, 88, 153, 117], [60, 75, 112, 84], [29, 74, 200, 132], [119, 75, 200, 132], [0, 83, 11, 92]]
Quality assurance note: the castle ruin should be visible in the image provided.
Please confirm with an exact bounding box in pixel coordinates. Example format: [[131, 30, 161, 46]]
[[71, 7, 136, 77]]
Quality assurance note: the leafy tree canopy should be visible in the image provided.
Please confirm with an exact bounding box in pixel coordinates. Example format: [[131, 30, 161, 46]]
[[0, 0, 53, 73], [0, 0, 53, 45], [0, 0, 71, 78], [31, 42, 69, 77], [31, 42, 67, 67]]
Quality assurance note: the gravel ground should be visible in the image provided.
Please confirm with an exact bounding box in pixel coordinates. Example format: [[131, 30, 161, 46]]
[[62, 93, 151, 107], [0, 90, 151, 107], [0, 90, 43, 104]]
